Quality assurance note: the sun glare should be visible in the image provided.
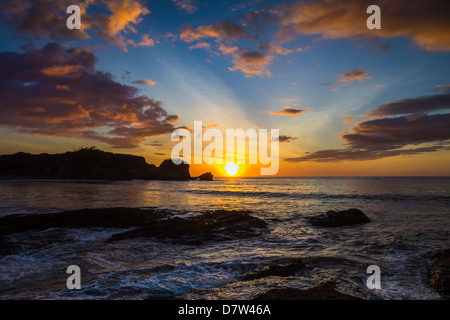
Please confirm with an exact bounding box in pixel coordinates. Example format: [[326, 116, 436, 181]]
[[224, 163, 239, 176]]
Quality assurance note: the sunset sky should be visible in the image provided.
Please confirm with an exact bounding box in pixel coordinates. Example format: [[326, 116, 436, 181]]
[[0, 0, 449, 177]]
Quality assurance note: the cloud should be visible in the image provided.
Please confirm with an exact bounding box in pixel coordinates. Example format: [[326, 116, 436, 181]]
[[338, 69, 372, 84], [285, 145, 447, 162], [0, 43, 177, 149], [274, 0, 450, 52], [285, 91, 450, 162], [0, 0, 93, 41], [173, 0, 196, 13], [276, 135, 298, 143], [96, 0, 150, 48], [296, 46, 311, 52], [0, 0, 150, 50], [188, 41, 211, 50], [368, 91, 450, 117], [180, 20, 249, 42], [164, 115, 179, 123], [138, 34, 155, 47], [343, 114, 450, 149], [228, 50, 274, 77], [435, 84, 450, 90], [219, 44, 240, 54], [269, 107, 309, 116], [133, 79, 158, 86]]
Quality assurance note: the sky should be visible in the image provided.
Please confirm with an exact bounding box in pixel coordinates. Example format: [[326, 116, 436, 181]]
[[0, 0, 449, 177]]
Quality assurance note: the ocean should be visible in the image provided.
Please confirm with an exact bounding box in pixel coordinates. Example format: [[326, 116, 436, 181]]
[[0, 177, 449, 299]]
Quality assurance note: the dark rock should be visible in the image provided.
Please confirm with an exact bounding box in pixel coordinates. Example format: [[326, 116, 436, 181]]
[[193, 172, 213, 181], [308, 208, 370, 227], [0, 208, 267, 246], [0, 207, 165, 236], [109, 210, 267, 244], [0, 148, 190, 180], [428, 248, 450, 297], [241, 257, 306, 281], [0, 236, 20, 257], [253, 281, 362, 300], [157, 159, 191, 180]]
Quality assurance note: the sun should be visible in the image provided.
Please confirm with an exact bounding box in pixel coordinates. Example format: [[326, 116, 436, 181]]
[[224, 163, 240, 176]]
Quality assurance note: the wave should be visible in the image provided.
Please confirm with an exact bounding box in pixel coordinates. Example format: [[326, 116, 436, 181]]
[[181, 189, 450, 202]]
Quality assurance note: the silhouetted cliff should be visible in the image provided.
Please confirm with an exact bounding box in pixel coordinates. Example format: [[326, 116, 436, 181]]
[[0, 147, 191, 180]]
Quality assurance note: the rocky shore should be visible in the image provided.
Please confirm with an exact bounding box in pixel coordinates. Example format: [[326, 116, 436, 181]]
[[0, 206, 447, 300]]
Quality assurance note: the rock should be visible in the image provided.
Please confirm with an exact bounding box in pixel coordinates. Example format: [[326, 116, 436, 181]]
[[308, 208, 370, 227], [0, 208, 166, 236], [0, 148, 191, 180], [428, 248, 450, 297], [0, 236, 20, 257], [241, 257, 306, 281], [0, 208, 267, 246], [193, 172, 213, 181], [253, 281, 362, 300], [109, 210, 267, 244], [157, 159, 191, 180]]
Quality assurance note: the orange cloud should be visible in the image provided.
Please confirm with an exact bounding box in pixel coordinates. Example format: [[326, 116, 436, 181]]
[[227, 50, 274, 77], [0, 43, 177, 149], [275, 0, 450, 52], [133, 79, 158, 86], [219, 44, 240, 54], [338, 69, 372, 84], [138, 34, 155, 47], [96, 0, 150, 48], [189, 41, 211, 50], [269, 107, 309, 116], [56, 85, 71, 91], [180, 20, 249, 42], [343, 118, 354, 124], [41, 65, 84, 77]]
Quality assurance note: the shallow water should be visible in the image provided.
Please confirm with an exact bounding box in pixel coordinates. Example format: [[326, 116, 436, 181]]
[[0, 177, 449, 299]]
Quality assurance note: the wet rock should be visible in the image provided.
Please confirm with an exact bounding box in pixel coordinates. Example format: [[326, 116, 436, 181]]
[[253, 281, 362, 300], [241, 257, 306, 281], [0, 208, 268, 247], [0, 207, 166, 236], [308, 208, 370, 227], [0, 236, 20, 257], [109, 210, 267, 244], [428, 248, 450, 297]]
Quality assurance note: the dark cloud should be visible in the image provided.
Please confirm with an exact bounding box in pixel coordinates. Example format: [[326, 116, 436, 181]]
[[180, 20, 250, 42], [0, 43, 176, 148], [0, 0, 150, 49], [0, 0, 91, 41], [164, 115, 180, 123], [343, 114, 450, 149], [276, 135, 298, 143], [285, 145, 447, 162], [338, 69, 372, 84], [132, 79, 157, 86], [269, 107, 309, 116], [274, 0, 450, 52], [368, 91, 450, 117], [285, 92, 450, 162]]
